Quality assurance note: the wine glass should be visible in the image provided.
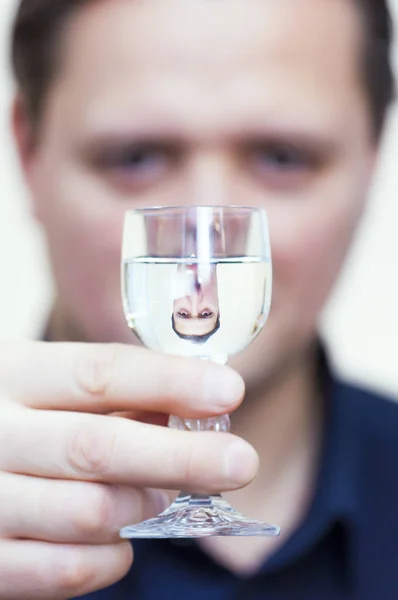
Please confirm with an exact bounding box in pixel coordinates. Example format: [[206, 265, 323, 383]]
[[120, 205, 280, 538]]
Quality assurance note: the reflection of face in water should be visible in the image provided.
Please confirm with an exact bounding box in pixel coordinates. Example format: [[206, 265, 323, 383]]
[[172, 264, 220, 343]]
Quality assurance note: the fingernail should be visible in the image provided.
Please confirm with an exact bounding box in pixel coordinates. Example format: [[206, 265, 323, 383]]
[[203, 365, 245, 408], [223, 440, 259, 487]]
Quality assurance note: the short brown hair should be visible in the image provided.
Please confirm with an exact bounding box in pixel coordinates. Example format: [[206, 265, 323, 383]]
[[11, 0, 395, 139]]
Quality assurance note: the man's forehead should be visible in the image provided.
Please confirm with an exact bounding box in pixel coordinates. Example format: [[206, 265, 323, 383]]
[[65, 0, 362, 84], [50, 0, 369, 146]]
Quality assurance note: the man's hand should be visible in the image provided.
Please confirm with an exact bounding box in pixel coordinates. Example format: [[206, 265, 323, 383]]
[[0, 342, 257, 598]]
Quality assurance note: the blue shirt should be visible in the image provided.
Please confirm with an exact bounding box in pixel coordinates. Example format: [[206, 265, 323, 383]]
[[79, 349, 398, 599]]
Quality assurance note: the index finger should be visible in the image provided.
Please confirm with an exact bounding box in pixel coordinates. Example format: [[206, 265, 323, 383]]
[[0, 342, 244, 418]]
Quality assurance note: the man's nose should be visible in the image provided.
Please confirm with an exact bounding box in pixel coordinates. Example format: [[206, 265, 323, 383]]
[[190, 291, 199, 312], [177, 153, 231, 256], [187, 152, 233, 208]]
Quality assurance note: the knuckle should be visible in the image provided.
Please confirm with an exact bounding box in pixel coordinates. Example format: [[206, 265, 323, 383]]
[[74, 344, 119, 405], [70, 485, 116, 538], [68, 422, 117, 478], [50, 549, 95, 597]]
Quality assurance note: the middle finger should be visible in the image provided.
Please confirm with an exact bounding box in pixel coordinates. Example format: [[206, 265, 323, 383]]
[[0, 408, 259, 493]]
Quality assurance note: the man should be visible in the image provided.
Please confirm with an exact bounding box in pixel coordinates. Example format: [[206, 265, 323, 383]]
[[172, 264, 221, 341], [0, 0, 396, 598]]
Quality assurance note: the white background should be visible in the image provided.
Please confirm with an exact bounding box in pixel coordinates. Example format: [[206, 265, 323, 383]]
[[1, 0, 397, 397]]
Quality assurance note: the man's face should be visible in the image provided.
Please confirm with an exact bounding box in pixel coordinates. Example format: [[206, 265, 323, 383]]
[[173, 265, 220, 338], [17, 0, 377, 391]]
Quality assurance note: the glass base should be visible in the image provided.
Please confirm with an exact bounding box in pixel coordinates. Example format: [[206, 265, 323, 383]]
[[120, 493, 281, 538]]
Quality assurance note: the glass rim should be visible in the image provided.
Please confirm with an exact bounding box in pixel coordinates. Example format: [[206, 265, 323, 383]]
[[124, 205, 267, 217]]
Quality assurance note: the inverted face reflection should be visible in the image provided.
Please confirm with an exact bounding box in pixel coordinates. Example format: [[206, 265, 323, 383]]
[[172, 264, 220, 342]]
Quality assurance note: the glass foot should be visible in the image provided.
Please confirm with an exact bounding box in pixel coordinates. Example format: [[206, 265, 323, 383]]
[[120, 493, 281, 538]]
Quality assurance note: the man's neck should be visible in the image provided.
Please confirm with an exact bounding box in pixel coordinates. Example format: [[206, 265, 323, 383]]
[[45, 304, 88, 343], [232, 345, 322, 496]]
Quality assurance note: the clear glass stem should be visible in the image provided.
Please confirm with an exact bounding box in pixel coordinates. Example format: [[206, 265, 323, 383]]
[[168, 414, 231, 432], [119, 359, 281, 538]]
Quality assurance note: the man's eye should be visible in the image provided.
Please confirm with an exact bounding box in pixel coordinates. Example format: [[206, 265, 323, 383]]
[[112, 146, 166, 168], [93, 143, 178, 185], [200, 310, 214, 319], [244, 141, 325, 189], [177, 311, 190, 318], [250, 143, 315, 172]]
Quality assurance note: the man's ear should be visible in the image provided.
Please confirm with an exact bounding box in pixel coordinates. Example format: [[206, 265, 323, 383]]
[[11, 94, 42, 220]]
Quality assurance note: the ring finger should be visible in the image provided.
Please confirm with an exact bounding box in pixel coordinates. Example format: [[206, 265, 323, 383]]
[[0, 471, 168, 544]]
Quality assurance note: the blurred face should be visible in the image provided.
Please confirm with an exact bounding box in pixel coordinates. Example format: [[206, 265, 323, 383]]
[[16, 0, 377, 391]]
